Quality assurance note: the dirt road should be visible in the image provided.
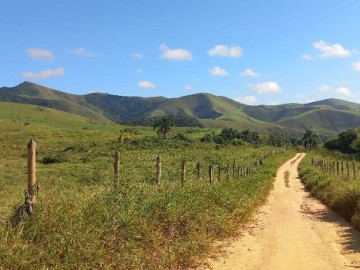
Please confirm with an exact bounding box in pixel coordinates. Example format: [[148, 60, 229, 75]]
[[200, 153, 360, 270]]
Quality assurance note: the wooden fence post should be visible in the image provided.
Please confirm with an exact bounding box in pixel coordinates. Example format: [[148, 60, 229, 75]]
[[208, 165, 212, 184], [156, 156, 161, 184], [353, 162, 356, 180], [232, 159, 236, 178], [346, 162, 350, 177], [181, 160, 186, 185], [114, 151, 120, 188], [218, 166, 221, 181], [341, 162, 344, 176], [27, 139, 36, 204], [226, 164, 230, 180], [197, 162, 201, 181]]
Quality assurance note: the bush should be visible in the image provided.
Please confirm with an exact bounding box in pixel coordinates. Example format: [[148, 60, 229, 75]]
[[42, 154, 66, 164]]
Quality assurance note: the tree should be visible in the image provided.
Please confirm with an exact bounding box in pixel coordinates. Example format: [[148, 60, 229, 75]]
[[302, 128, 319, 150], [153, 116, 175, 138], [324, 129, 357, 153]]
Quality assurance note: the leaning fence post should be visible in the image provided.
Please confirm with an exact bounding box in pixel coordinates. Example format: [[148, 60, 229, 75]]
[[114, 151, 120, 188], [156, 156, 161, 184], [27, 139, 36, 204]]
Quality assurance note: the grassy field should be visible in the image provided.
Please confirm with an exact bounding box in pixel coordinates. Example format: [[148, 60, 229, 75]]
[[299, 150, 360, 230], [0, 103, 293, 269]]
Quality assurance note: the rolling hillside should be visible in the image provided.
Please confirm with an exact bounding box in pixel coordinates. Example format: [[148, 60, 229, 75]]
[[0, 82, 110, 123], [1, 82, 360, 135]]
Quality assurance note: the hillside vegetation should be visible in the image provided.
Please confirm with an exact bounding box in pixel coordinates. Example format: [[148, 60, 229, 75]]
[[1, 81, 360, 135]]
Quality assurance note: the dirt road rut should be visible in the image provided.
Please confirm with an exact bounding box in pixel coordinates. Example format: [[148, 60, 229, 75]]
[[201, 153, 360, 270]]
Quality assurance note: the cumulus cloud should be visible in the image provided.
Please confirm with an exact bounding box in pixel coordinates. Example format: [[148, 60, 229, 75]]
[[313, 40, 351, 58], [137, 80, 156, 88], [301, 54, 313, 61], [319, 84, 332, 92], [184, 85, 192, 90], [68, 48, 97, 57], [335, 87, 352, 96], [249, 81, 281, 94], [240, 68, 260, 77], [353, 60, 360, 71], [319, 84, 353, 96], [209, 66, 228, 76], [208, 45, 242, 58], [27, 48, 54, 61], [160, 44, 192, 61], [22, 67, 65, 79], [133, 52, 143, 60], [234, 96, 257, 105]]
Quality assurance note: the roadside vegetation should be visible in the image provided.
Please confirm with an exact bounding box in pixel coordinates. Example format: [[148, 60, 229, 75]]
[[299, 128, 360, 230], [0, 103, 294, 269]]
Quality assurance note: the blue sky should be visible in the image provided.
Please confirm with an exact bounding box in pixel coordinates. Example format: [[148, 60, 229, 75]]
[[1, 0, 360, 105]]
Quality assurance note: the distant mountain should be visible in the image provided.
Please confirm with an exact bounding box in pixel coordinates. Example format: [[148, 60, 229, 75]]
[[1, 82, 360, 135], [0, 82, 109, 122]]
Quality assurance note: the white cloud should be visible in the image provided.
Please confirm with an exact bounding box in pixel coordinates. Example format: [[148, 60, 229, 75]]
[[160, 44, 192, 61], [184, 85, 192, 90], [208, 45, 242, 58], [209, 66, 228, 76], [319, 84, 353, 97], [68, 48, 97, 57], [234, 96, 257, 105], [22, 67, 65, 79], [135, 68, 143, 74], [133, 52, 143, 60], [137, 80, 156, 88], [301, 54, 313, 61], [313, 40, 351, 58], [335, 87, 352, 96], [353, 60, 360, 71], [27, 48, 54, 61], [249, 81, 281, 94], [319, 84, 332, 92], [240, 68, 260, 77]]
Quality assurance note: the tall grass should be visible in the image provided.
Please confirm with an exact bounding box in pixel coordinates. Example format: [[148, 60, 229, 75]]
[[0, 152, 291, 269], [299, 151, 360, 230], [0, 108, 293, 269]]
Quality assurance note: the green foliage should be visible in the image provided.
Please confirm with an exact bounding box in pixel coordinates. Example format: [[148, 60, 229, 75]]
[[153, 115, 175, 138], [201, 128, 262, 146], [118, 131, 133, 143], [324, 128, 358, 153], [301, 128, 319, 150], [268, 133, 291, 147]]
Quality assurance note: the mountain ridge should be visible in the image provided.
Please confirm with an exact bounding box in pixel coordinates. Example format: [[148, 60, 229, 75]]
[[1, 81, 359, 135]]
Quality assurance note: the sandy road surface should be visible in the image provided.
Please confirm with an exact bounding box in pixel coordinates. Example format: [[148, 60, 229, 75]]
[[200, 153, 360, 270]]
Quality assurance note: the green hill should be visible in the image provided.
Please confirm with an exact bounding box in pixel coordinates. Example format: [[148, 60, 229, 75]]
[[0, 82, 110, 123], [1, 82, 360, 135], [0, 102, 99, 130]]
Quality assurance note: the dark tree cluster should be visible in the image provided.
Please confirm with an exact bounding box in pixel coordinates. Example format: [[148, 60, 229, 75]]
[[324, 129, 358, 153]]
